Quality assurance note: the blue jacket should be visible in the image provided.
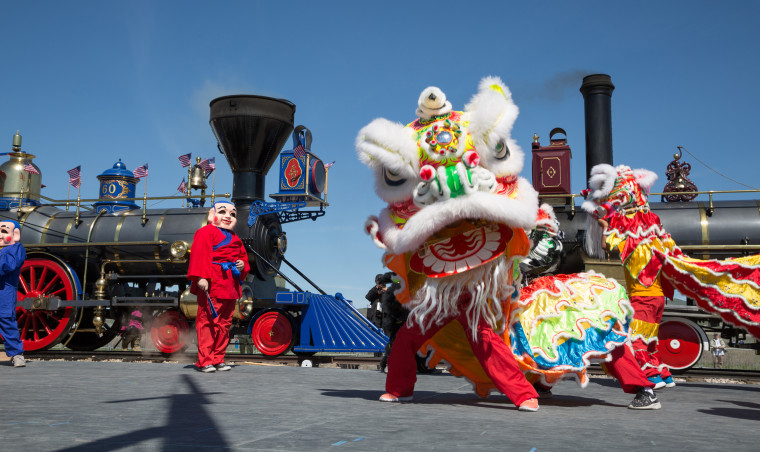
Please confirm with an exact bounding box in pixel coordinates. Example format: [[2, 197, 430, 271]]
[[0, 243, 26, 317]]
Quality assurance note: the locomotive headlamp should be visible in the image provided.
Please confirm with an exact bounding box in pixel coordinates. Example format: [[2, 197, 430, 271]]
[[170, 240, 189, 259]]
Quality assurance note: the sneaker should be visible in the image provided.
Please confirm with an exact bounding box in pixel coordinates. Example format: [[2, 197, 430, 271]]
[[628, 388, 661, 410], [534, 385, 553, 399], [11, 355, 25, 368], [215, 363, 232, 371], [663, 375, 676, 388], [518, 398, 540, 412], [196, 365, 216, 373], [648, 375, 666, 390], [379, 393, 413, 403]]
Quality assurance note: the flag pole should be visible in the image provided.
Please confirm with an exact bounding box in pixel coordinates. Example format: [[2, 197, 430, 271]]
[[211, 169, 216, 205]]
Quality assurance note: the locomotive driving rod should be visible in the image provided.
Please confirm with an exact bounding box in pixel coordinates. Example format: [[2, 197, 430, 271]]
[[244, 244, 326, 295]]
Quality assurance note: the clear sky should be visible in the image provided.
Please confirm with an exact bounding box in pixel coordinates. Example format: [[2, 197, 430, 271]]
[[2, 1, 759, 307]]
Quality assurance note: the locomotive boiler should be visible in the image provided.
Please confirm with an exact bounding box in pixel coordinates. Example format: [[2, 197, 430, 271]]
[[532, 74, 760, 371], [1, 95, 387, 357]]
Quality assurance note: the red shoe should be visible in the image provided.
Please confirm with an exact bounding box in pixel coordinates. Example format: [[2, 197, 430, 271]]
[[379, 393, 413, 403], [518, 398, 539, 412]]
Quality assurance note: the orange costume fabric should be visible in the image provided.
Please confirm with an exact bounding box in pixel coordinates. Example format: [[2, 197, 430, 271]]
[[187, 224, 250, 367]]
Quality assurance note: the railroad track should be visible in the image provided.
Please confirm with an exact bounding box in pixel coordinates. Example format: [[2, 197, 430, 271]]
[[25, 350, 383, 369], [25, 350, 760, 383]]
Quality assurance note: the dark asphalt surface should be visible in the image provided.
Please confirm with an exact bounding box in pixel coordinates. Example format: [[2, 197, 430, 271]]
[[1, 359, 758, 451]]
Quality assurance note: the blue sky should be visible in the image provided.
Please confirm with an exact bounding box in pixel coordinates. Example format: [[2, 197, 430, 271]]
[[2, 1, 759, 306]]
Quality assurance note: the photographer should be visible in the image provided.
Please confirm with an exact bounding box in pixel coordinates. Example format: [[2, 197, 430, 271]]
[[365, 274, 386, 329]]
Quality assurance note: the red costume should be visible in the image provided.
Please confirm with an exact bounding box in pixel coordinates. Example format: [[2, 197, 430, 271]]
[[187, 223, 249, 368], [387, 303, 538, 405]]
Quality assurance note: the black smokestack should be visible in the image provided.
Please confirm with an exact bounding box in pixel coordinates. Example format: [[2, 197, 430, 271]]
[[209, 95, 296, 204], [579, 74, 615, 182]]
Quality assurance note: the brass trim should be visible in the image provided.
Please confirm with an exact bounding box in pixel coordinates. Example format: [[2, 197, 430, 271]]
[[39, 210, 59, 243], [114, 215, 127, 274], [153, 211, 166, 273], [17, 207, 36, 230], [680, 244, 760, 250], [698, 201, 709, 259], [25, 240, 170, 248], [540, 156, 562, 188], [63, 217, 76, 244]]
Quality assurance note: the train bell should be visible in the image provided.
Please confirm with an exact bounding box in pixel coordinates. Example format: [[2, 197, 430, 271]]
[[190, 157, 207, 189]]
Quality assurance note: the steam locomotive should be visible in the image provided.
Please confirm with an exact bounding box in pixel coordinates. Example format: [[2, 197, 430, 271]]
[[1, 95, 387, 357]]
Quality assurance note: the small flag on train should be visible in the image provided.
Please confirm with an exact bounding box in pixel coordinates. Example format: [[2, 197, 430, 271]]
[[177, 178, 186, 193], [67, 165, 81, 188], [325, 161, 335, 168], [133, 163, 149, 178], [293, 144, 306, 159], [178, 153, 191, 168], [23, 161, 39, 174], [200, 157, 215, 176]]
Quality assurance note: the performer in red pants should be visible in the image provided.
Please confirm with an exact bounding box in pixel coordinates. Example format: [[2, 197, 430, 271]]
[[187, 201, 249, 372], [384, 298, 538, 409], [583, 164, 678, 390]]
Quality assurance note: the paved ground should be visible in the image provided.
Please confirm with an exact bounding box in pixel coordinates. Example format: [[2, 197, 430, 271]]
[[1, 359, 758, 451]]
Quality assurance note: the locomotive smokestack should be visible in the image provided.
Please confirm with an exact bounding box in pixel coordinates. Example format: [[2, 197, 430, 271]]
[[579, 74, 615, 183], [209, 95, 296, 203]]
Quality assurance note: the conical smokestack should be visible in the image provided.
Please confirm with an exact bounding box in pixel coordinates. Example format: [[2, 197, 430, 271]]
[[580, 74, 615, 183], [209, 95, 296, 203]]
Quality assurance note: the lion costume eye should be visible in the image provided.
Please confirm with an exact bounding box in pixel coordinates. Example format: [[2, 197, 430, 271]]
[[383, 168, 407, 186], [494, 139, 510, 160]]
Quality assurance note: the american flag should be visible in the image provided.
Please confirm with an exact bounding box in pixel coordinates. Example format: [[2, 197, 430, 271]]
[[178, 153, 192, 168], [177, 178, 186, 193], [23, 161, 40, 174], [67, 165, 81, 188], [199, 157, 215, 176], [324, 161, 335, 169], [133, 163, 149, 178], [293, 144, 306, 159]]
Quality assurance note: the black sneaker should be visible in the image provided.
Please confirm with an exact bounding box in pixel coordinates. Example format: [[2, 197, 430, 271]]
[[535, 385, 553, 399], [628, 388, 661, 410]]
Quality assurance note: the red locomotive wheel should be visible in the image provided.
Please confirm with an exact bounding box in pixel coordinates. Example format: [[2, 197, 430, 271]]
[[151, 310, 190, 354], [251, 309, 294, 356], [15, 258, 78, 351], [658, 318, 705, 371]]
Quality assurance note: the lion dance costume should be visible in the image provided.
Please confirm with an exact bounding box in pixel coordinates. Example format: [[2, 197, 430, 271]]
[[582, 164, 760, 383], [357, 78, 656, 410]]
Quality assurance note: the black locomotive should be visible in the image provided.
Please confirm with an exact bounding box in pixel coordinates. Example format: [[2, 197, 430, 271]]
[[1, 95, 385, 357]]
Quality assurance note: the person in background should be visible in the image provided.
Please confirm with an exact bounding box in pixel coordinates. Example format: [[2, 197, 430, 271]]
[[0, 220, 26, 368], [121, 309, 144, 351], [365, 274, 386, 329], [711, 333, 726, 369], [378, 272, 404, 372]]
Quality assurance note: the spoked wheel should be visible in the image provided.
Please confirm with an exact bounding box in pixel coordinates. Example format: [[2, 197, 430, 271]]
[[151, 310, 190, 354], [658, 317, 707, 373], [16, 257, 79, 351], [251, 308, 295, 357], [63, 308, 122, 351]]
